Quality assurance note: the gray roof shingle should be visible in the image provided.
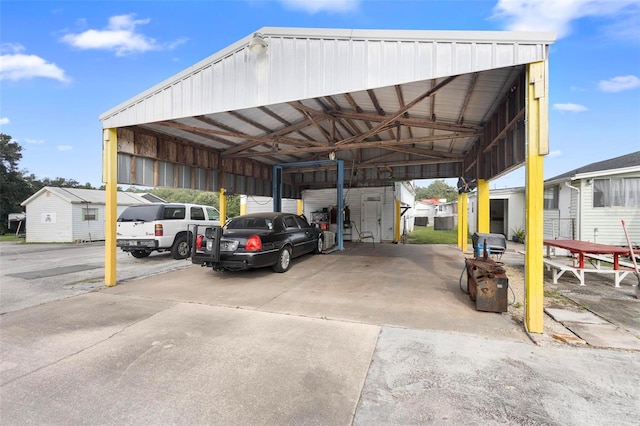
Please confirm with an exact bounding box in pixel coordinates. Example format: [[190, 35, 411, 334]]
[[546, 151, 640, 182]]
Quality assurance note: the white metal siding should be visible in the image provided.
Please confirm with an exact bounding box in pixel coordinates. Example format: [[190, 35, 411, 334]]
[[301, 186, 400, 242], [244, 196, 298, 214], [397, 183, 416, 233], [468, 190, 526, 238], [101, 28, 553, 128], [23, 189, 146, 243], [579, 172, 640, 246], [25, 192, 73, 243], [71, 204, 106, 242], [543, 210, 561, 239]]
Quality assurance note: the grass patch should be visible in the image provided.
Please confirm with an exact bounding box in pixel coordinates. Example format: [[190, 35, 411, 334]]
[[0, 234, 25, 243], [407, 225, 471, 245]]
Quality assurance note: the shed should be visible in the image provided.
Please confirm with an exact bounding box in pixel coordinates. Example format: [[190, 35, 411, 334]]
[[544, 151, 640, 246], [468, 186, 525, 239], [20, 187, 151, 243]]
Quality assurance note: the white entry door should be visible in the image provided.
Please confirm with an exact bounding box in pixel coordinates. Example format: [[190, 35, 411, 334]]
[[361, 194, 381, 242]]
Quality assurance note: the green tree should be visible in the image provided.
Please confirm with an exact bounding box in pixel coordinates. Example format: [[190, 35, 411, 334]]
[[226, 195, 240, 218], [0, 134, 33, 233], [415, 179, 458, 202], [194, 191, 219, 208]]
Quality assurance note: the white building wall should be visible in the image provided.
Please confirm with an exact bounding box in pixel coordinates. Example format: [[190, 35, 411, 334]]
[[469, 189, 525, 239], [25, 192, 73, 243], [301, 186, 399, 242], [71, 204, 106, 242], [578, 172, 640, 246], [243, 196, 298, 215], [506, 192, 525, 240], [396, 182, 416, 233]]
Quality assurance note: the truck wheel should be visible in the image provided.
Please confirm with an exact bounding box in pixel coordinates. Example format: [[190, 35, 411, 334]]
[[131, 250, 151, 259], [171, 235, 190, 260], [272, 246, 291, 273]]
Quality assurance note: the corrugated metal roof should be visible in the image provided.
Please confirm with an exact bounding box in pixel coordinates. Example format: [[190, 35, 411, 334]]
[[21, 187, 151, 206], [100, 27, 554, 127]]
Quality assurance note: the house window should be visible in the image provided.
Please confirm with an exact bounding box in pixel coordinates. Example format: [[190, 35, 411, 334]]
[[543, 186, 559, 210], [593, 178, 640, 207], [83, 208, 98, 221]]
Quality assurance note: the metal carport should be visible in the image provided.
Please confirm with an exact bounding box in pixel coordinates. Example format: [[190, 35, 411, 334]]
[[100, 27, 555, 332]]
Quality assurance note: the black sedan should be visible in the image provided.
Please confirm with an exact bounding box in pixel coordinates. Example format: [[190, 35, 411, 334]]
[[192, 212, 324, 273]]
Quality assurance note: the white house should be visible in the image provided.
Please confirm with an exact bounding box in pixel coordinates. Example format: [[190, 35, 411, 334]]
[[21, 187, 152, 243], [543, 151, 640, 246], [467, 151, 640, 246], [413, 201, 436, 226]]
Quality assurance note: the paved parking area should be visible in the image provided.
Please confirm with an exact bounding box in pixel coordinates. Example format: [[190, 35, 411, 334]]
[[0, 242, 191, 313], [1, 242, 639, 425]]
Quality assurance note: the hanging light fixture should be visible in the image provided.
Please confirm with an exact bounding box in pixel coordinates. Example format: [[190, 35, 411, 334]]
[[248, 32, 268, 55]]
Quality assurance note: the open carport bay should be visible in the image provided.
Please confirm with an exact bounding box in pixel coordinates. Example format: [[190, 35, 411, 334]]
[[2, 243, 639, 425], [102, 243, 526, 340]]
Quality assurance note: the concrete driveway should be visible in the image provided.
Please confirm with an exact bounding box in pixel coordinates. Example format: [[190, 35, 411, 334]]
[[1, 242, 639, 425]]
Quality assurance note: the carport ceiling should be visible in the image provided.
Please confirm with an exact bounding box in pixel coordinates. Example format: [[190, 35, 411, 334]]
[[100, 28, 555, 190]]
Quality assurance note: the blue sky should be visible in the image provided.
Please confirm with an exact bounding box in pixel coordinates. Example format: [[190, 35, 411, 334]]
[[1, 0, 639, 190]]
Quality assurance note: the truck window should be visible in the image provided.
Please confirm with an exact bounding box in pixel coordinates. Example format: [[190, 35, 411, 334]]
[[206, 207, 220, 221], [163, 207, 185, 220], [190, 207, 205, 220]]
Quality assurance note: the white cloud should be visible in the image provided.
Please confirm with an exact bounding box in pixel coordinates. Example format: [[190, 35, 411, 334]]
[[492, 0, 640, 39], [548, 150, 562, 158], [61, 14, 186, 56], [0, 43, 68, 82], [553, 103, 588, 112], [598, 75, 640, 92], [57, 145, 72, 151], [0, 117, 9, 125], [279, 0, 359, 13], [25, 138, 45, 144]]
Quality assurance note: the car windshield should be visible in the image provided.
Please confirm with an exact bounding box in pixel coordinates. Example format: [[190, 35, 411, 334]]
[[226, 217, 273, 230], [117, 205, 163, 222]]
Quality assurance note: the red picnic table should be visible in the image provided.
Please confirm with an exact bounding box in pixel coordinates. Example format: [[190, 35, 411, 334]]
[[543, 239, 639, 287]]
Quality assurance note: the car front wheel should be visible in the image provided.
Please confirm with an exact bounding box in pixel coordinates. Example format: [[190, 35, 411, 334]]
[[313, 236, 324, 254], [273, 246, 292, 273]]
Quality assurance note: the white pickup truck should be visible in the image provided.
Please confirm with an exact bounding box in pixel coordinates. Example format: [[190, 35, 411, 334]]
[[116, 203, 220, 259]]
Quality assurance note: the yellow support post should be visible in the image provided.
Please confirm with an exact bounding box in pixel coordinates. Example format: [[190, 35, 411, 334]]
[[477, 179, 490, 234], [457, 193, 463, 250], [297, 199, 303, 215], [525, 61, 549, 333], [103, 129, 117, 287], [395, 200, 401, 242], [240, 195, 247, 216], [219, 188, 227, 223], [461, 193, 468, 253]]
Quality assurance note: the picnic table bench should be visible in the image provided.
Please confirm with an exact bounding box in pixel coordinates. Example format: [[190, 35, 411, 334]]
[[543, 239, 639, 288]]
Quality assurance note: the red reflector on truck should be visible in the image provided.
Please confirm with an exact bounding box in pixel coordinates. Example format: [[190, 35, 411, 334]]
[[155, 224, 163, 236]]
